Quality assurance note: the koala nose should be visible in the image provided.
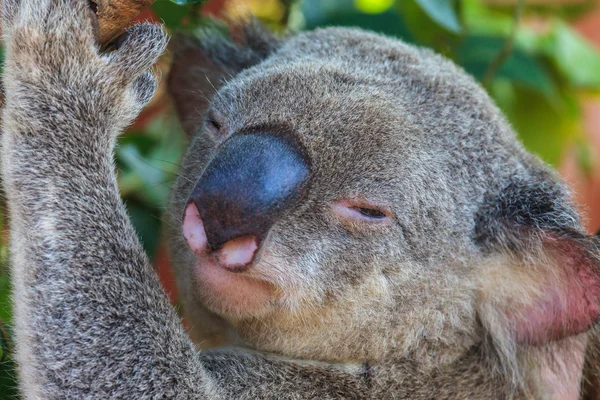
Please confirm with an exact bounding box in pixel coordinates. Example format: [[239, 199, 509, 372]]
[[188, 133, 310, 253]]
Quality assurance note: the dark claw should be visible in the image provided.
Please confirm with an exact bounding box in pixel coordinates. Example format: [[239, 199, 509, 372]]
[[114, 32, 130, 50], [87, 0, 100, 45], [88, 0, 98, 15]]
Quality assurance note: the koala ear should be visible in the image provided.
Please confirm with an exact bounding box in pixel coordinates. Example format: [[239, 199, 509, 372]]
[[475, 173, 600, 346], [168, 20, 279, 136]]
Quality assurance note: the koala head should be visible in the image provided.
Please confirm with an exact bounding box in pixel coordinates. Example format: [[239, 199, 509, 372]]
[[166, 22, 600, 368]]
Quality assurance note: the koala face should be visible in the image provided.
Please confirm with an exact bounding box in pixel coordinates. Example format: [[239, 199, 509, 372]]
[[167, 26, 600, 365]]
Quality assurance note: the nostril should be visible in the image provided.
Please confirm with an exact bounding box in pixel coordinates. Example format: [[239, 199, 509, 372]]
[[182, 202, 208, 255]]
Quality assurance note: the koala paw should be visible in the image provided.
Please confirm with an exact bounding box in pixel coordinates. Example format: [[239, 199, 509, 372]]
[[111, 23, 168, 112], [1, 0, 168, 132]]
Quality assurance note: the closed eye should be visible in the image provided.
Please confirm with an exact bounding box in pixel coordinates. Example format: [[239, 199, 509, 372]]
[[332, 200, 391, 223], [356, 207, 387, 219]]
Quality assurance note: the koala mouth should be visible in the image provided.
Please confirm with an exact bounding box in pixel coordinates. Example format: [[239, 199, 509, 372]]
[[182, 202, 276, 315]]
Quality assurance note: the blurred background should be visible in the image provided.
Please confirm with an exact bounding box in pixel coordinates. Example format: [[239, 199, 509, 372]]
[[3, 0, 600, 396]]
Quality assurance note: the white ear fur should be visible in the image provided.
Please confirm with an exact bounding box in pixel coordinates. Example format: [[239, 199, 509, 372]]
[[478, 235, 600, 348]]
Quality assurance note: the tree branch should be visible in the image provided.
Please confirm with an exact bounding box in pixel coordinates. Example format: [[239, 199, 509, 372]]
[[94, 0, 156, 45], [482, 0, 525, 87]]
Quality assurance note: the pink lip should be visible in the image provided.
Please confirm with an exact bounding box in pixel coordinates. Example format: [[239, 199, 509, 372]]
[[216, 235, 259, 272], [192, 258, 274, 316]]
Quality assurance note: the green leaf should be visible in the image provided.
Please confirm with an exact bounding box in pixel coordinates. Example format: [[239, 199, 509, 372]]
[[152, 1, 193, 29], [461, 0, 512, 36], [117, 140, 171, 208], [395, 0, 459, 49], [116, 117, 188, 258], [0, 322, 9, 361], [354, 0, 395, 14], [491, 81, 581, 165], [456, 35, 558, 100], [539, 22, 600, 89], [0, 273, 12, 325], [117, 117, 188, 209], [414, 0, 461, 33], [301, 0, 354, 27], [0, 356, 19, 400], [117, 118, 188, 260], [0, 321, 18, 400], [124, 200, 162, 260], [302, 0, 412, 40]]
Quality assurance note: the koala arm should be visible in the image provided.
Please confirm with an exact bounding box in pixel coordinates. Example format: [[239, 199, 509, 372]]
[[199, 350, 368, 399], [0, 2, 211, 398], [197, 348, 510, 399]]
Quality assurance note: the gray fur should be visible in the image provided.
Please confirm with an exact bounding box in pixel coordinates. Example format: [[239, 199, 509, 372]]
[[2, 1, 599, 398]]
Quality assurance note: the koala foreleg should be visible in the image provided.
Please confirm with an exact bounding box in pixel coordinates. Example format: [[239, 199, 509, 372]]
[[0, 1, 208, 398]]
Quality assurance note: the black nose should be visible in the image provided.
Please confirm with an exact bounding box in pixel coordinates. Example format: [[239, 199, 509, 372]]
[[189, 133, 310, 250]]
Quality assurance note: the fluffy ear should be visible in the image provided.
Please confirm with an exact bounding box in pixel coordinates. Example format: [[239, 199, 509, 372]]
[[168, 20, 279, 136], [475, 172, 600, 346]]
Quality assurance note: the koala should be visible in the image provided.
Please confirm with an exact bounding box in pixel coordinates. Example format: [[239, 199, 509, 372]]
[[3, 0, 600, 398]]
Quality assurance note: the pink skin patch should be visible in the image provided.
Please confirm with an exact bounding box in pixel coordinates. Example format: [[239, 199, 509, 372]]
[[182, 202, 273, 315], [508, 236, 600, 345], [217, 236, 259, 271], [182, 202, 259, 270], [182, 202, 208, 255]]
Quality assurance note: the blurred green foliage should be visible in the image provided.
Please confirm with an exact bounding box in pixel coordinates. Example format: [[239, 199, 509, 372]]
[[3, 0, 600, 397], [300, 0, 600, 166]]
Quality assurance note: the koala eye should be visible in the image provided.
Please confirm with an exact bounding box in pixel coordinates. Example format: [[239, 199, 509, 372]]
[[205, 112, 222, 138], [332, 200, 391, 224], [356, 207, 387, 219]]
